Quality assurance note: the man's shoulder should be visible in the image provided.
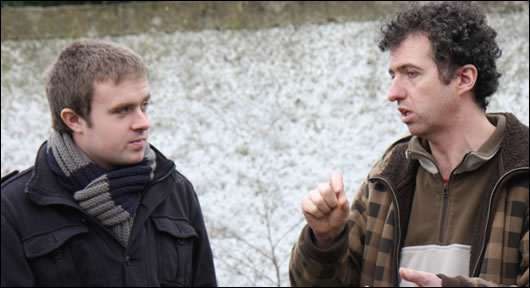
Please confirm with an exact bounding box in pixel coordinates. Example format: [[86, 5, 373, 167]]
[[148, 145, 197, 198], [493, 112, 529, 169], [366, 134, 417, 181], [172, 169, 194, 189], [1, 170, 20, 185], [1, 167, 33, 195], [149, 144, 194, 184], [378, 135, 414, 165], [1, 167, 34, 221]]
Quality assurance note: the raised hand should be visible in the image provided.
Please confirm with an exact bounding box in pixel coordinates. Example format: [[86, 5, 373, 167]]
[[301, 172, 350, 249]]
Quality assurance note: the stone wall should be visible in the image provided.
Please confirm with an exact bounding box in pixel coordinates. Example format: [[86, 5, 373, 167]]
[[2, 1, 528, 40]]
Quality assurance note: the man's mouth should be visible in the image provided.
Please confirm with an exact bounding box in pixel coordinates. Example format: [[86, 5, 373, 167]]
[[129, 138, 146, 148], [398, 107, 413, 122]]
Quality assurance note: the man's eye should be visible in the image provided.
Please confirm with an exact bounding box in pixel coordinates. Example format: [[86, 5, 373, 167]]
[[117, 107, 130, 114], [407, 71, 418, 77], [141, 102, 149, 111]]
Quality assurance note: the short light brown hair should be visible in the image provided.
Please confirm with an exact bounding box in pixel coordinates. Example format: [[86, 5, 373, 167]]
[[45, 39, 149, 133]]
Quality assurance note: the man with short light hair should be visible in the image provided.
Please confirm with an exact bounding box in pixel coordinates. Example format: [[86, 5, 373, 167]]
[[1, 39, 217, 287]]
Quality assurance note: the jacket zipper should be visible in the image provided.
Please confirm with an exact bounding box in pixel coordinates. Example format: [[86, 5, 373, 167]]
[[369, 176, 401, 286], [471, 167, 529, 276], [439, 182, 449, 243]]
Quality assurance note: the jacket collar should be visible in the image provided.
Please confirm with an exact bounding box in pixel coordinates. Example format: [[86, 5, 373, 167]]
[[379, 112, 528, 186], [372, 112, 528, 250], [406, 114, 507, 176], [494, 112, 529, 171]]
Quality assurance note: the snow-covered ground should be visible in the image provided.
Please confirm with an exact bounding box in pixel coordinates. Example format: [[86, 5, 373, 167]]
[[1, 8, 528, 286]]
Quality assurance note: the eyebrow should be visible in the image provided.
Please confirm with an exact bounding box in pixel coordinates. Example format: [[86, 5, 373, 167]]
[[109, 94, 151, 113]]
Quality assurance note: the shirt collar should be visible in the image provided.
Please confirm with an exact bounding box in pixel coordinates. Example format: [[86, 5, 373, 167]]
[[405, 114, 506, 175]]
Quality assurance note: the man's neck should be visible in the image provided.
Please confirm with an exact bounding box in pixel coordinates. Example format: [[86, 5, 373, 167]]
[[427, 110, 496, 180]]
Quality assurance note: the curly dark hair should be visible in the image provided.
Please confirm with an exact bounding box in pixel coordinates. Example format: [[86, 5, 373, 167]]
[[378, 1, 502, 111]]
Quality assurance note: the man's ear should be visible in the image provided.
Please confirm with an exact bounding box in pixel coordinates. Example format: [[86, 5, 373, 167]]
[[456, 64, 478, 96], [60, 108, 85, 134]]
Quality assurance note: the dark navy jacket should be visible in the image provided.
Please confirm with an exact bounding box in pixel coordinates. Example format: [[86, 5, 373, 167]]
[[1, 143, 217, 287]]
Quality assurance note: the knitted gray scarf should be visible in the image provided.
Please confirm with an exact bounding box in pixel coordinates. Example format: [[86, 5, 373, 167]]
[[47, 131, 156, 247]]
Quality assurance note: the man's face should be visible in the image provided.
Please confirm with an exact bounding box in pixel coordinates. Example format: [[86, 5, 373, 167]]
[[387, 33, 458, 137], [75, 76, 150, 170]]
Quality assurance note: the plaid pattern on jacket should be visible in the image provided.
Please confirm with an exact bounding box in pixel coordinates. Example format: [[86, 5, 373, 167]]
[[289, 113, 528, 286]]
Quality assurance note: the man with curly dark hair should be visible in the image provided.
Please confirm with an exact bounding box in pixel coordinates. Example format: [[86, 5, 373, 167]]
[[290, 2, 528, 286]]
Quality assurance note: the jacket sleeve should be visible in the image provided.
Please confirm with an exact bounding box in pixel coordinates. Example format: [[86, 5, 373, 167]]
[[289, 179, 370, 286], [1, 213, 36, 286], [185, 182, 218, 287]]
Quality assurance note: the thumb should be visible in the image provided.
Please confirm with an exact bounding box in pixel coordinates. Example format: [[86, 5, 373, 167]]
[[399, 267, 411, 281], [399, 267, 438, 287], [337, 188, 349, 211], [400, 268, 423, 283]]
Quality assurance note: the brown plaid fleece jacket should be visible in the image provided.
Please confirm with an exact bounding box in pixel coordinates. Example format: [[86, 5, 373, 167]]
[[289, 113, 528, 286]]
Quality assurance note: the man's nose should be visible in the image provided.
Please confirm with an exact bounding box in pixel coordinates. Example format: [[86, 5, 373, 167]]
[[132, 108, 149, 131], [387, 77, 406, 102]]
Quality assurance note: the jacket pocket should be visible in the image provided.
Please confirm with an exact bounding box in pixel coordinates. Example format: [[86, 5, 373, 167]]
[[152, 217, 198, 286], [22, 224, 99, 286]]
